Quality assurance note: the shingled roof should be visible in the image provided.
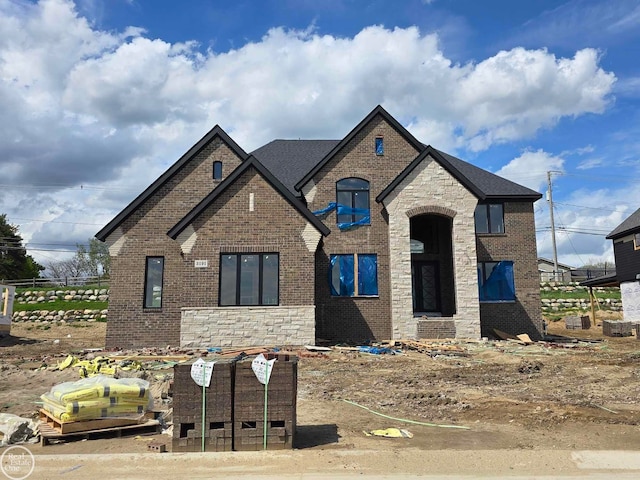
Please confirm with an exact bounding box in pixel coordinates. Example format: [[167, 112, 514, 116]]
[[606, 207, 640, 239], [253, 140, 541, 202], [251, 140, 340, 195], [434, 149, 542, 200]]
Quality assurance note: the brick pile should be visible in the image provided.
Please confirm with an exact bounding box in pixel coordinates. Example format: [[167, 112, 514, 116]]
[[172, 359, 234, 452], [172, 354, 297, 452]]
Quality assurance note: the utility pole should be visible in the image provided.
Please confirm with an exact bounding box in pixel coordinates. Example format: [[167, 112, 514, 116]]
[[547, 171, 559, 281]]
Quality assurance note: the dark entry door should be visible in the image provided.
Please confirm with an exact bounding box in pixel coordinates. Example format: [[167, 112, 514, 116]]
[[412, 261, 440, 312]]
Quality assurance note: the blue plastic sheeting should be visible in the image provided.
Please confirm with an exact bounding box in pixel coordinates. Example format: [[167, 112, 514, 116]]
[[358, 346, 400, 355], [478, 261, 515, 301], [330, 254, 355, 296], [312, 202, 371, 230], [358, 254, 378, 295]]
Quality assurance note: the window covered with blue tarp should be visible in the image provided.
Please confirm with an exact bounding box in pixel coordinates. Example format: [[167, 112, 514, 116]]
[[477, 261, 515, 302], [313, 178, 370, 230], [330, 254, 378, 297]]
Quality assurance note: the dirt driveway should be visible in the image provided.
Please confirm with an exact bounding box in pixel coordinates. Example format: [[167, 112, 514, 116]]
[[0, 319, 639, 461]]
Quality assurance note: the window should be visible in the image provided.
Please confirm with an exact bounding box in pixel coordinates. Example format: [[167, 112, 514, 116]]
[[375, 137, 384, 155], [336, 178, 370, 226], [144, 257, 164, 308], [330, 254, 378, 297], [477, 261, 515, 302], [474, 203, 504, 234], [219, 253, 279, 306], [634, 233, 640, 250], [213, 161, 222, 181]]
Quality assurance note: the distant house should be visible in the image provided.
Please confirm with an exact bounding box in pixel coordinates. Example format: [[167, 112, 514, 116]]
[[537, 257, 573, 283], [582, 207, 640, 323], [96, 105, 544, 349]]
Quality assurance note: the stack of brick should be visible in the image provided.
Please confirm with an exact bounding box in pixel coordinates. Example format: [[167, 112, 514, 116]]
[[602, 320, 633, 337], [172, 359, 234, 452], [564, 315, 591, 330], [233, 353, 297, 451]]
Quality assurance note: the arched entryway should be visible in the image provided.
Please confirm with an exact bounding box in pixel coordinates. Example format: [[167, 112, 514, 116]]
[[410, 214, 456, 316]]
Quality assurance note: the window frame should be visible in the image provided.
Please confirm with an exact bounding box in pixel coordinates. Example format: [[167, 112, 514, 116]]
[[375, 137, 384, 156], [219, 253, 279, 306], [474, 203, 505, 234], [329, 253, 378, 297], [477, 260, 516, 303], [213, 161, 223, 181], [335, 177, 370, 226], [634, 233, 640, 250], [143, 256, 164, 309]]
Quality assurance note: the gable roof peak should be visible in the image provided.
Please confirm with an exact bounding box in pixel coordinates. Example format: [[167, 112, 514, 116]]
[[96, 124, 248, 241], [293, 104, 424, 191], [168, 154, 330, 239]]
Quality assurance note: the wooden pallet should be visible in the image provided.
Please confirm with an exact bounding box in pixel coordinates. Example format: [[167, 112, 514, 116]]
[[39, 408, 145, 434], [39, 415, 161, 446]]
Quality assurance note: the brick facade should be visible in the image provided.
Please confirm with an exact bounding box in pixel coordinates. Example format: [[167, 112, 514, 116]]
[[306, 114, 420, 342], [475, 202, 543, 339], [105, 138, 245, 348], [100, 106, 543, 347]]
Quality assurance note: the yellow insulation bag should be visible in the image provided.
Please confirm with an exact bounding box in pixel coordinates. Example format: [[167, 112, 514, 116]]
[[43, 375, 151, 421]]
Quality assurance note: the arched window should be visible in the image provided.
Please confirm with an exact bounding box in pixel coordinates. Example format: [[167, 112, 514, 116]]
[[213, 161, 223, 181], [336, 178, 370, 225]]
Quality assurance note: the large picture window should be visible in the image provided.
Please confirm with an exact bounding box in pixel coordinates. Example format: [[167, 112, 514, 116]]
[[477, 261, 515, 302], [336, 178, 370, 226], [474, 203, 504, 234], [219, 253, 279, 306], [144, 257, 164, 308], [330, 254, 378, 297]]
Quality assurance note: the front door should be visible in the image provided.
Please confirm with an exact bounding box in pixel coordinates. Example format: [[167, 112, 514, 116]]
[[412, 261, 440, 313]]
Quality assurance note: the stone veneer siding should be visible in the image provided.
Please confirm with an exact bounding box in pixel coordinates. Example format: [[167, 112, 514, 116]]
[[382, 155, 481, 339], [180, 306, 315, 347], [475, 202, 543, 339], [105, 137, 244, 349]]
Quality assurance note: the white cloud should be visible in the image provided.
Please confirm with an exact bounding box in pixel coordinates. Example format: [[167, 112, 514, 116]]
[[495, 149, 564, 192], [0, 0, 618, 265]]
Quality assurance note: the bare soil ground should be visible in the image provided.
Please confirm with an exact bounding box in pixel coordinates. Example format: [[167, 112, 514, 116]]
[[1, 313, 639, 458]]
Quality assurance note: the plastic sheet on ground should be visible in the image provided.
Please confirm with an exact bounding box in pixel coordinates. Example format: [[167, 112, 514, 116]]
[[357, 346, 401, 355], [0, 413, 38, 446], [364, 428, 413, 438]]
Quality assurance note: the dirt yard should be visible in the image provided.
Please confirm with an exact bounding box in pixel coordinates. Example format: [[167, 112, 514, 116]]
[[1, 315, 639, 459]]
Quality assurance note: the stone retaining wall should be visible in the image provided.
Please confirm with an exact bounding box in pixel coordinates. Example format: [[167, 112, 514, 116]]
[[540, 282, 621, 314], [12, 309, 108, 324], [14, 289, 109, 304]]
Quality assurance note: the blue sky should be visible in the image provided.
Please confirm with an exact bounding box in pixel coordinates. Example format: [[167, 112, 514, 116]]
[[1, 0, 639, 271]]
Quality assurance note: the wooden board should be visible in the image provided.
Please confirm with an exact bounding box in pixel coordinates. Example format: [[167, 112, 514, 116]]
[[39, 409, 144, 434], [517, 334, 534, 345]]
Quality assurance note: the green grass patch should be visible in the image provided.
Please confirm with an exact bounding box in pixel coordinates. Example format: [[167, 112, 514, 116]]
[[540, 289, 620, 300], [13, 300, 108, 312], [15, 284, 108, 294]]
